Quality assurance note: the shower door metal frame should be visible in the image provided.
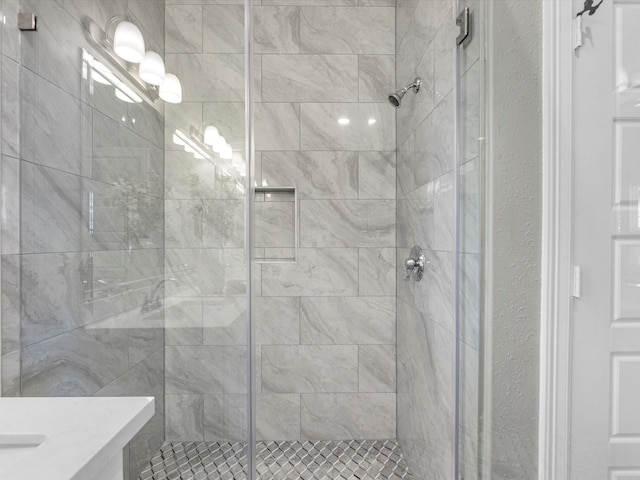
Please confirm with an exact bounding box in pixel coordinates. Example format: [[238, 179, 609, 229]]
[[539, 0, 578, 479], [244, 0, 257, 479]]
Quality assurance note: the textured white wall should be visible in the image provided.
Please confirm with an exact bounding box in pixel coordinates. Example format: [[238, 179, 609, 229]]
[[485, 0, 543, 478]]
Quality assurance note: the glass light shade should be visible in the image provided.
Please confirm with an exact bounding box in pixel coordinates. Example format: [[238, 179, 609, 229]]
[[204, 126, 220, 146], [220, 144, 233, 160], [159, 74, 182, 104], [212, 135, 226, 153], [113, 21, 145, 64], [139, 51, 165, 86]]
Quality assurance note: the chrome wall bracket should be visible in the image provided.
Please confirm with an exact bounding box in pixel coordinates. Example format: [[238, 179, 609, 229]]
[[403, 245, 426, 282], [456, 7, 470, 47], [18, 13, 37, 31]]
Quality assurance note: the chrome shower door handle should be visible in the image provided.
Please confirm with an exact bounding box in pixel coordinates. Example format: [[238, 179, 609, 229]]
[[403, 245, 426, 282]]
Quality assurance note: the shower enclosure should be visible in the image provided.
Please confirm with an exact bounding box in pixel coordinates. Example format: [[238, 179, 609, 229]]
[[0, 0, 485, 478]]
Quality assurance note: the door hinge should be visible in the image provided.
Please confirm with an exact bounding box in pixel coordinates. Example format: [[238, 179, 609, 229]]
[[571, 265, 582, 298], [573, 16, 583, 51]]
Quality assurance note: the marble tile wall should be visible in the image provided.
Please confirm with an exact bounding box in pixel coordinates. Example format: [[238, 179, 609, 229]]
[[0, 1, 166, 478], [164, 0, 397, 442], [394, 0, 481, 478]]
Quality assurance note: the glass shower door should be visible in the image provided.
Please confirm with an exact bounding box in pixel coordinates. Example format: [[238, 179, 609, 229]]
[[456, 0, 485, 479]]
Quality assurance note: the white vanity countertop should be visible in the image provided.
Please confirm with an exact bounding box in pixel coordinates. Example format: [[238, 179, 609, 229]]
[[0, 396, 154, 480]]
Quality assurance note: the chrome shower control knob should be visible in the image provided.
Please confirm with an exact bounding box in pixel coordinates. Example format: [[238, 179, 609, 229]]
[[403, 245, 426, 282]]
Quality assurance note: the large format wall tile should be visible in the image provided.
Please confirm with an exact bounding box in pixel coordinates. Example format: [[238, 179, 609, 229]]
[[20, 0, 86, 96], [204, 393, 247, 442], [166, 345, 247, 394], [257, 394, 301, 440], [166, 298, 204, 346], [1, 255, 20, 354], [262, 345, 358, 393], [165, 54, 260, 102], [165, 200, 204, 248], [21, 327, 130, 396], [202, 102, 245, 147], [300, 200, 395, 247], [1, 56, 19, 158], [359, 55, 395, 102], [261, 248, 358, 297], [166, 5, 203, 53], [300, 296, 395, 345], [21, 163, 83, 254], [203, 5, 244, 53], [166, 394, 205, 440], [255, 103, 300, 150], [301, 103, 395, 151], [255, 6, 300, 54], [262, 55, 358, 102], [300, 7, 395, 54], [203, 297, 246, 345], [20, 69, 89, 176], [21, 252, 92, 346], [397, 171, 455, 252], [358, 248, 396, 296], [261, 151, 358, 199], [358, 152, 396, 200], [255, 201, 295, 249], [1, 156, 20, 254], [359, 344, 396, 392], [255, 297, 300, 345], [1, 350, 20, 397], [300, 393, 396, 440], [203, 200, 245, 248]]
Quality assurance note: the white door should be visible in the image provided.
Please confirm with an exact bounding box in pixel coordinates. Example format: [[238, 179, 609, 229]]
[[571, 0, 640, 478]]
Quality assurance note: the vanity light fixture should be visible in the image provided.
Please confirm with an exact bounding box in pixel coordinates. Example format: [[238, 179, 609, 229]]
[[139, 51, 165, 86], [112, 20, 145, 63], [83, 16, 183, 108]]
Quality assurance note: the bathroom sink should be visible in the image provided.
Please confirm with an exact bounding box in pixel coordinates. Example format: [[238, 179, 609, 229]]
[[0, 434, 46, 454], [0, 397, 153, 480], [0, 434, 46, 474]]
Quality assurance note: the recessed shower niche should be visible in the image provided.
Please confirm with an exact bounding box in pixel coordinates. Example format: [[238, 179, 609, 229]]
[[254, 187, 298, 263]]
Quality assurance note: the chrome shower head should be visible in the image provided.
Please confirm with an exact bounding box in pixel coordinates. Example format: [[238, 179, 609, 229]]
[[388, 77, 422, 108]]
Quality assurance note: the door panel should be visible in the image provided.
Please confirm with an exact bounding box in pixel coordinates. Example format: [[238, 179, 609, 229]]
[[571, 0, 640, 478]]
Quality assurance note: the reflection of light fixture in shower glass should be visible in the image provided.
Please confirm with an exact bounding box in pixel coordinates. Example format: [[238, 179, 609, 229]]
[[172, 133, 186, 146], [159, 74, 182, 104], [113, 20, 145, 63], [212, 135, 226, 154], [91, 60, 118, 85], [115, 84, 142, 103], [204, 126, 220, 146], [338, 118, 350, 125], [139, 51, 165, 86], [220, 144, 233, 160]]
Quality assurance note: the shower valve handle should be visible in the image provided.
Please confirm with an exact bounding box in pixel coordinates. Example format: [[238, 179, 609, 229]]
[[403, 245, 426, 282]]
